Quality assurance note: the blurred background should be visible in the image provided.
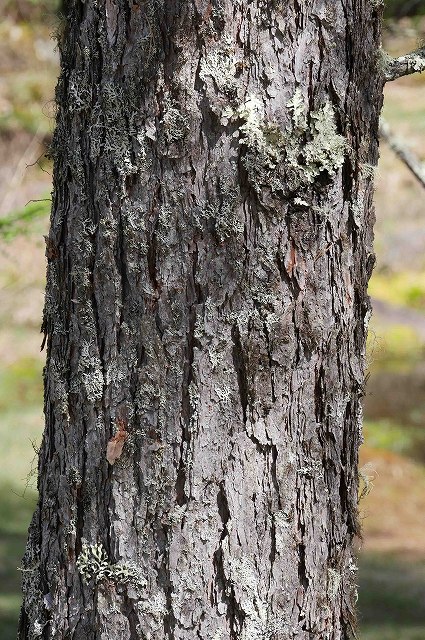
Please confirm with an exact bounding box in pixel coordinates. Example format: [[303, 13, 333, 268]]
[[0, 1, 425, 638]]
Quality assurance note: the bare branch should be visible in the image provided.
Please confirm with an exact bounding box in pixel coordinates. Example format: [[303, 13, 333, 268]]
[[379, 118, 425, 189], [384, 46, 425, 81]]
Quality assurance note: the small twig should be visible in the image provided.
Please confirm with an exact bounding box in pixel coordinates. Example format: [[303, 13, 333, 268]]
[[384, 46, 425, 82], [26, 152, 52, 176], [25, 198, 52, 206], [379, 118, 425, 190], [0, 125, 43, 215]]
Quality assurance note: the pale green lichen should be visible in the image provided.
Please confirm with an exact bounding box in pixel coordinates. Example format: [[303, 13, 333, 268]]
[[78, 341, 104, 402], [215, 384, 232, 405], [140, 591, 167, 616], [74, 218, 96, 256], [286, 88, 306, 129], [76, 543, 110, 583], [121, 201, 148, 273], [401, 53, 425, 73], [207, 342, 226, 371], [73, 266, 91, 290], [134, 128, 152, 173], [105, 361, 126, 387], [169, 504, 186, 525], [64, 517, 77, 541], [223, 96, 285, 193], [293, 196, 309, 206], [238, 98, 283, 163], [411, 55, 425, 72], [160, 97, 189, 146], [286, 90, 347, 183], [223, 90, 346, 196], [304, 102, 346, 174], [67, 70, 92, 114], [136, 378, 160, 413], [188, 381, 200, 428], [297, 460, 322, 478], [76, 543, 147, 592], [211, 0, 225, 25], [88, 81, 137, 177], [327, 567, 342, 600], [360, 163, 376, 178], [351, 189, 365, 228], [228, 555, 287, 639], [199, 0, 225, 37], [43, 263, 60, 329], [200, 43, 237, 96], [264, 311, 280, 333]]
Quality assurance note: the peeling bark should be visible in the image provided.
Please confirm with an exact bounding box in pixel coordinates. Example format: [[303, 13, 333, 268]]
[[19, 1, 383, 639]]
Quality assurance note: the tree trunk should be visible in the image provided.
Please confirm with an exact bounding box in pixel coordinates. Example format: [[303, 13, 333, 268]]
[[19, 2, 383, 639]]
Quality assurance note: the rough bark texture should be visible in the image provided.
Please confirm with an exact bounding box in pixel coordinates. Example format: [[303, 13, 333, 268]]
[[19, 1, 383, 639]]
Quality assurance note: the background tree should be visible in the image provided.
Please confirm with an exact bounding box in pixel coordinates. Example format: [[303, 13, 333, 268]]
[[18, 2, 385, 639]]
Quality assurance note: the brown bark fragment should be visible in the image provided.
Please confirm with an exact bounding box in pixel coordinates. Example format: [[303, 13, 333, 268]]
[[106, 420, 128, 465]]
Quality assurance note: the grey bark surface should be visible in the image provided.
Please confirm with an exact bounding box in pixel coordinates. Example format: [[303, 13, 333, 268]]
[[19, 2, 383, 639]]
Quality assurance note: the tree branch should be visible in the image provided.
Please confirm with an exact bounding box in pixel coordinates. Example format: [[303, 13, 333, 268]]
[[379, 118, 425, 189], [384, 46, 425, 81]]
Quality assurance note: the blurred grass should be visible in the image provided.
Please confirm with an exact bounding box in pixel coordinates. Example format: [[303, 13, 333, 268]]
[[0, 5, 53, 626], [0, 15, 58, 138], [382, 99, 425, 134], [0, 356, 43, 416], [0, 482, 37, 639], [367, 322, 424, 371], [0, 197, 51, 240], [0, 401, 42, 637], [369, 272, 425, 311], [0, 70, 56, 136], [0, 352, 43, 634], [359, 553, 425, 639], [364, 419, 423, 457]]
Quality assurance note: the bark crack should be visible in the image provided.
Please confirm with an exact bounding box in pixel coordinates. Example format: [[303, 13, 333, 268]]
[[212, 547, 245, 640], [177, 242, 201, 506], [231, 323, 248, 424]]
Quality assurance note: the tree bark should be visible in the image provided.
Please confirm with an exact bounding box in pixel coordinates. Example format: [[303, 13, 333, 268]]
[[19, 1, 383, 639]]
